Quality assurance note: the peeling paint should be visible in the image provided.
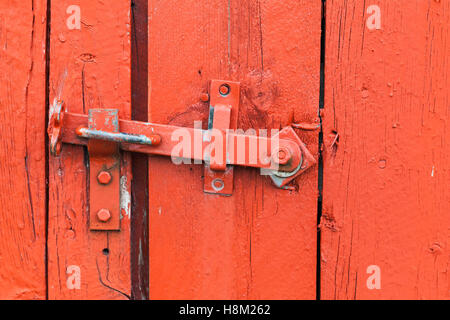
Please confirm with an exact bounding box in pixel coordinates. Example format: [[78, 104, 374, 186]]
[[120, 175, 131, 219]]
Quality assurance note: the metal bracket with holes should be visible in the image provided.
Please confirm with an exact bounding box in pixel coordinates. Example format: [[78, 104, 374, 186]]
[[203, 81, 240, 195], [87, 109, 121, 231]]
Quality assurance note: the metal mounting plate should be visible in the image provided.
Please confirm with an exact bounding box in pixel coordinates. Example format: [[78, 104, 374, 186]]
[[203, 80, 240, 196], [88, 109, 121, 231]]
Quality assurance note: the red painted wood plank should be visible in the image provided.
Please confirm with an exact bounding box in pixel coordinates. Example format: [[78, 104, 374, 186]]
[[321, 0, 450, 299], [148, 0, 321, 299], [0, 0, 47, 300], [47, 0, 131, 299]]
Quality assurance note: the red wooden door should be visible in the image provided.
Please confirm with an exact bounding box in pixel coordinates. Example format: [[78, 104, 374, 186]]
[[7, 0, 448, 301], [0, 0, 321, 301], [321, 0, 450, 299], [147, 0, 321, 299]]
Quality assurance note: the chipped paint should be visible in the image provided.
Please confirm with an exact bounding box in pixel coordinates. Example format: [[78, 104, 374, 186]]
[[120, 175, 131, 219]]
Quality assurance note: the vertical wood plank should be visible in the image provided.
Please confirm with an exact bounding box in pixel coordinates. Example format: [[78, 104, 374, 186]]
[[0, 0, 47, 300], [148, 0, 321, 299], [48, 0, 131, 299], [322, 0, 450, 299], [131, 0, 149, 300]]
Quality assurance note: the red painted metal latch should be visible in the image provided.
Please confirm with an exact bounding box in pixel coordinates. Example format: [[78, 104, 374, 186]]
[[48, 80, 316, 229]]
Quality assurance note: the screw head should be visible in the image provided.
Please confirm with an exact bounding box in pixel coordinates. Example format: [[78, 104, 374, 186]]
[[97, 171, 112, 185], [200, 93, 210, 102], [97, 209, 111, 222]]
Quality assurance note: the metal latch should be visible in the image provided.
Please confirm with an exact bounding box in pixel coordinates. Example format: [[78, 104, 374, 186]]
[[48, 80, 316, 230]]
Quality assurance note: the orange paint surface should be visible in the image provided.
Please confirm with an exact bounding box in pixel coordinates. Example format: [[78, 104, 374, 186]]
[[47, 0, 131, 299], [0, 0, 47, 299], [148, 0, 321, 299], [0, 0, 448, 301], [321, 0, 450, 299]]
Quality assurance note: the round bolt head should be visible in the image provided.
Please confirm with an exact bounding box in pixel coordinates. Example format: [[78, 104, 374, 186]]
[[97, 171, 112, 185], [219, 84, 231, 96], [277, 149, 288, 160], [272, 147, 292, 165], [200, 93, 210, 102], [97, 209, 111, 222]]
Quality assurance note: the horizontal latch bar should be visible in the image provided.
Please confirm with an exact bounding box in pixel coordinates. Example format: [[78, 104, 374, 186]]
[[48, 78, 317, 191], [76, 127, 161, 146], [58, 112, 302, 173]]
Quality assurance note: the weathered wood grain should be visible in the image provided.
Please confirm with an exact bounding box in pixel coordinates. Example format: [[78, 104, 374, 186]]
[[0, 0, 47, 300], [148, 0, 321, 299], [47, 0, 131, 299], [321, 0, 450, 299]]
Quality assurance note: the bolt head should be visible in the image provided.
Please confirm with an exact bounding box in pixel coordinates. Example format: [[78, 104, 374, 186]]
[[97, 209, 111, 222], [97, 171, 112, 185], [272, 147, 292, 165], [219, 84, 230, 96], [200, 93, 210, 102]]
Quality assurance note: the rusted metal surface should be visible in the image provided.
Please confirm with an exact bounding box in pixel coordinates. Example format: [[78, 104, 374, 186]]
[[87, 109, 121, 231]]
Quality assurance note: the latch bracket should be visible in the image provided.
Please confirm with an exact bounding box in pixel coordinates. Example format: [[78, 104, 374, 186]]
[[203, 80, 240, 196], [87, 109, 121, 231], [48, 79, 317, 232]]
